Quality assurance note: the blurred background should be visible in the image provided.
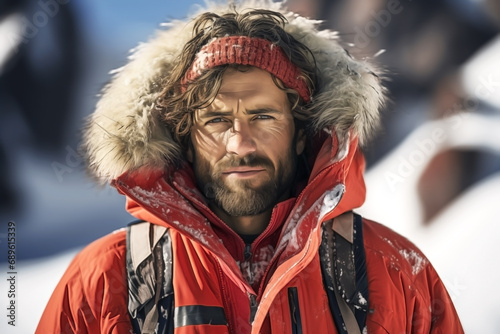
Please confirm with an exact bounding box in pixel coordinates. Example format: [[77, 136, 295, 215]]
[[1, 0, 499, 332]]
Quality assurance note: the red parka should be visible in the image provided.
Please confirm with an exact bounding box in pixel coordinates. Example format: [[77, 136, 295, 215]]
[[37, 1, 464, 333], [37, 136, 464, 333]]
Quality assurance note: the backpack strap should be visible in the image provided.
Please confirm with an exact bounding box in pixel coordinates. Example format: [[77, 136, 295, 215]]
[[319, 212, 369, 333], [126, 221, 174, 334]]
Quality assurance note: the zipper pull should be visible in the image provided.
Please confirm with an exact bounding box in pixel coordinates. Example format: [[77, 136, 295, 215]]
[[244, 244, 252, 261]]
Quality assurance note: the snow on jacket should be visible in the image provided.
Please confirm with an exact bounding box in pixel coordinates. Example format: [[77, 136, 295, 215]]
[[36, 1, 464, 333]]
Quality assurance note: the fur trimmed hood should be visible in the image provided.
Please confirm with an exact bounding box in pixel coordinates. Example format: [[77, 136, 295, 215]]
[[83, 0, 386, 183]]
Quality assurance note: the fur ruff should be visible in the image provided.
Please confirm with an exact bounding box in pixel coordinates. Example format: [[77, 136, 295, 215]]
[[83, 0, 386, 183]]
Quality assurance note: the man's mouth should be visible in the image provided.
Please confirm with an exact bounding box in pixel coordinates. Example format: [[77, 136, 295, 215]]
[[222, 167, 266, 177]]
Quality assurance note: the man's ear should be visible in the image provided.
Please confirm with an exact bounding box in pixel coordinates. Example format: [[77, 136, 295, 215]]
[[296, 128, 306, 155]]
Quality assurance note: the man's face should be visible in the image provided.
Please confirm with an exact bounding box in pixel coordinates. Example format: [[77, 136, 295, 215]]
[[187, 67, 306, 217]]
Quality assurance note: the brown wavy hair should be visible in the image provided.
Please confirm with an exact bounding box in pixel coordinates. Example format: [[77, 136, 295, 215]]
[[156, 8, 318, 150]]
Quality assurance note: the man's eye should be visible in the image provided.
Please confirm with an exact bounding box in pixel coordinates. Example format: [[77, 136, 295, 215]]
[[255, 115, 274, 120], [206, 117, 227, 124]]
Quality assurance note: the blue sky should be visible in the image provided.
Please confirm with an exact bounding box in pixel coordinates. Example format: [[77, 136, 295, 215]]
[[78, 0, 205, 52]]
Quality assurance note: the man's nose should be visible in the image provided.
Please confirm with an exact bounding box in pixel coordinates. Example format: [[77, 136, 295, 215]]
[[225, 120, 257, 156]]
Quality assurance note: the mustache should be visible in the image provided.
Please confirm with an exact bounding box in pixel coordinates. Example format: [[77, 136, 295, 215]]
[[216, 154, 273, 170]]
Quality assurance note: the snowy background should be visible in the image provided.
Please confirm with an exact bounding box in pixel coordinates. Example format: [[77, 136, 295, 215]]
[[1, 0, 499, 333]]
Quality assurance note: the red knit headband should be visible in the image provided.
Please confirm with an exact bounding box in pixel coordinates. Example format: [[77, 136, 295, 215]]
[[182, 36, 311, 103]]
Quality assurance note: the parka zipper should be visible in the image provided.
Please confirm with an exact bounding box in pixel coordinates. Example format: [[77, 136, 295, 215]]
[[244, 244, 252, 261], [288, 287, 303, 334]]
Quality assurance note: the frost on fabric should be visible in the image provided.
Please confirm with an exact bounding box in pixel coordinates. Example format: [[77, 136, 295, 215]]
[[277, 202, 305, 253], [128, 185, 217, 248], [278, 185, 344, 257], [382, 237, 394, 248], [320, 243, 334, 287], [178, 223, 212, 247], [352, 291, 368, 310], [381, 237, 428, 275], [319, 185, 344, 219], [130, 185, 199, 216], [238, 245, 275, 286], [399, 249, 428, 276], [357, 292, 367, 306], [130, 186, 164, 209]]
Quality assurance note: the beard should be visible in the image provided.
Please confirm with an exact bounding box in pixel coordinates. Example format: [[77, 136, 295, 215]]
[[191, 142, 299, 217]]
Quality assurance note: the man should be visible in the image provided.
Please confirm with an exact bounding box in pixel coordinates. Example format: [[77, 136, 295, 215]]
[[37, 1, 464, 333]]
